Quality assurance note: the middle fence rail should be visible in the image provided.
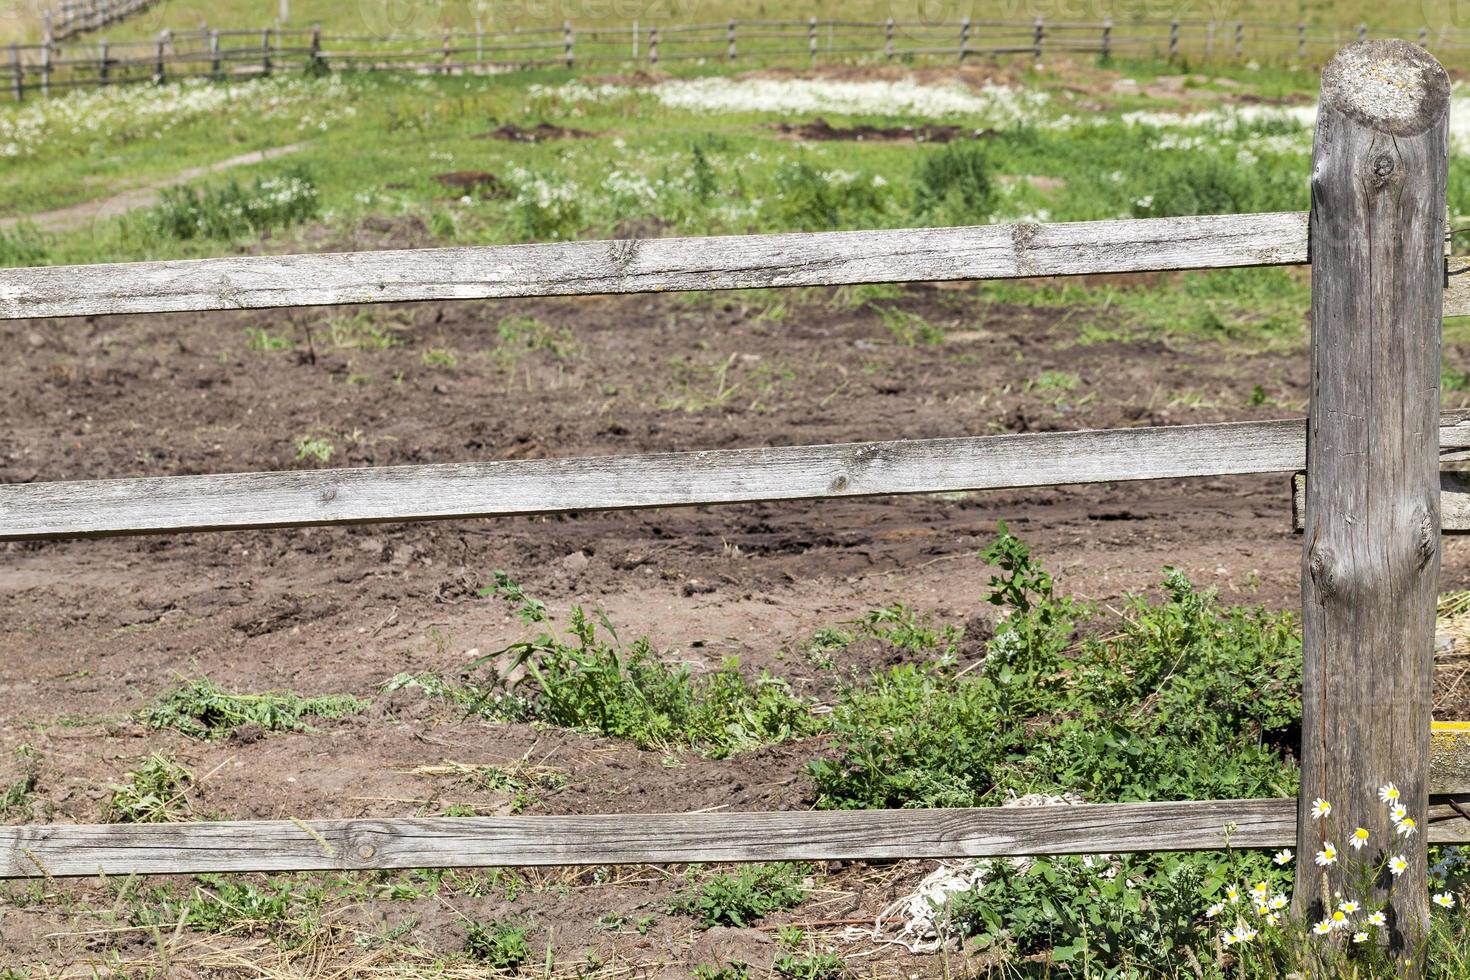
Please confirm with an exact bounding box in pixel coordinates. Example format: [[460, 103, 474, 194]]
[[0, 33, 1462, 963]]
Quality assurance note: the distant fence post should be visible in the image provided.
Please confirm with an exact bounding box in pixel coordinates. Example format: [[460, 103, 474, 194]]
[[648, 25, 657, 65], [884, 17, 893, 60], [1297, 23, 1306, 59], [1033, 16, 1043, 61], [41, 36, 51, 96], [9, 43, 20, 103], [309, 24, 320, 71], [262, 27, 272, 76], [727, 19, 736, 61], [1296, 40, 1449, 957], [209, 28, 219, 78], [1101, 17, 1111, 60], [808, 16, 816, 62], [98, 37, 108, 85], [563, 20, 573, 69], [1234, 21, 1243, 59], [1168, 18, 1178, 59], [1358, 23, 1368, 43], [154, 28, 168, 84], [958, 17, 969, 61]]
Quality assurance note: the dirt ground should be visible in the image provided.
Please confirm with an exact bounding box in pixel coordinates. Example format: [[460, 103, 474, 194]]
[[4, 275, 1470, 976]]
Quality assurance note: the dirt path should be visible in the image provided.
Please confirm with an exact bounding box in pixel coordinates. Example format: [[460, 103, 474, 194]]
[[0, 143, 303, 232]]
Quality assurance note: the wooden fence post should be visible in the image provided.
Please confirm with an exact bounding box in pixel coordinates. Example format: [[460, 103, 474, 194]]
[[727, 19, 736, 61], [1297, 23, 1306, 60], [648, 25, 657, 65], [209, 29, 219, 78], [98, 37, 108, 85], [885, 17, 893, 60], [261, 27, 272, 75], [1101, 17, 1111, 60], [41, 38, 50, 97], [1033, 16, 1043, 61], [1169, 19, 1178, 59], [958, 17, 969, 62], [808, 16, 817, 63], [154, 29, 167, 84], [309, 24, 320, 71], [1234, 21, 1243, 59], [1296, 40, 1449, 957], [563, 20, 572, 69], [9, 44, 21, 103]]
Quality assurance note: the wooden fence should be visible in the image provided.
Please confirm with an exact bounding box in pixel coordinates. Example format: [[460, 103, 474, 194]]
[[9, 16, 1470, 99], [0, 37, 1466, 956], [43, 0, 156, 42]]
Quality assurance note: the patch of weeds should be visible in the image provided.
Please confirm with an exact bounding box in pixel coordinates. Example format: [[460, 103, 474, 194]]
[[878, 306, 945, 346], [411, 759, 568, 813], [913, 141, 996, 225], [802, 627, 853, 670], [942, 852, 1231, 972], [142, 678, 366, 739], [0, 745, 40, 819], [855, 603, 957, 655], [477, 570, 549, 623], [774, 952, 846, 979], [0, 221, 49, 267], [812, 521, 1300, 810], [470, 605, 816, 758], [326, 310, 409, 351], [1026, 370, 1079, 392], [143, 167, 319, 242], [765, 159, 889, 231], [693, 964, 750, 980], [495, 315, 579, 359], [463, 918, 531, 972], [105, 753, 192, 823], [244, 326, 294, 352], [129, 875, 324, 940], [421, 347, 459, 368], [672, 862, 811, 928], [294, 434, 334, 464]]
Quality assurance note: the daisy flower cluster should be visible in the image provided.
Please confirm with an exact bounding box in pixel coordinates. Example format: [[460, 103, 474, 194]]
[[1209, 782, 1465, 951]]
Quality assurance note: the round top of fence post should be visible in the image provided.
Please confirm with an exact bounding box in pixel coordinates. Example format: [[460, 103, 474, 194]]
[[1321, 39, 1449, 137]]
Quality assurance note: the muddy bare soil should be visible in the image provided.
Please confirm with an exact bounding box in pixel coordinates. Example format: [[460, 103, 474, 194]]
[[4, 279, 1470, 975]]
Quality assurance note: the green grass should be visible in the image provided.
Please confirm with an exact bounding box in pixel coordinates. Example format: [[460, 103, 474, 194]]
[[671, 862, 812, 927], [142, 678, 367, 738]]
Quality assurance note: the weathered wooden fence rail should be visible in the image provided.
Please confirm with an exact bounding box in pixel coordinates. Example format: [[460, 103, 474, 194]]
[[9, 17, 1470, 99], [0, 35, 1462, 965]]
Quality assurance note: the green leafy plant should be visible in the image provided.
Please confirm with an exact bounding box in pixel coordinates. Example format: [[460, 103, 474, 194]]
[[774, 951, 846, 978], [105, 753, 193, 823], [142, 679, 366, 739], [468, 604, 816, 758], [913, 141, 996, 224], [294, 434, 334, 464], [671, 863, 811, 928], [463, 918, 530, 971]]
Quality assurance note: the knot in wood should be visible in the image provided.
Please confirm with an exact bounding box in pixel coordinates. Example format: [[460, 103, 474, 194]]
[[1372, 154, 1395, 178]]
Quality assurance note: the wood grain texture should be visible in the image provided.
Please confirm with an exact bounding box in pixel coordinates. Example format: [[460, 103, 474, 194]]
[[0, 416, 1464, 541], [0, 212, 1310, 320], [0, 800, 1298, 879], [1295, 39, 1450, 945], [1291, 471, 1470, 533]]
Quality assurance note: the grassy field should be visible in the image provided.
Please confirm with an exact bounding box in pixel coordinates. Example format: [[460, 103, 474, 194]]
[[7, 0, 1470, 43]]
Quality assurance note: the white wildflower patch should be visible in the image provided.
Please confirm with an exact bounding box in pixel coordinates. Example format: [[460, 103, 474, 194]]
[[649, 77, 1049, 122], [0, 75, 354, 161]]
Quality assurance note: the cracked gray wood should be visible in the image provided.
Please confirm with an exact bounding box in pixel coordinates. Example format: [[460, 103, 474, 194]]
[[1295, 39, 1450, 949], [6, 414, 1470, 541], [0, 212, 1312, 320]]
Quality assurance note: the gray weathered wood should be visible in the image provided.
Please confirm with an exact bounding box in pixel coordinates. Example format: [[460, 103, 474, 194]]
[[4, 798, 1468, 880], [0, 212, 1310, 321], [1295, 39, 1449, 949], [1292, 471, 1470, 532], [6, 415, 1470, 541], [0, 800, 1297, 879]]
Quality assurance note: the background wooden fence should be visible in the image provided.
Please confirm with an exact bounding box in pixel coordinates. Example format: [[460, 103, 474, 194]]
[[8, 16, 1470, 99], [0, 37, 1464, 958]]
